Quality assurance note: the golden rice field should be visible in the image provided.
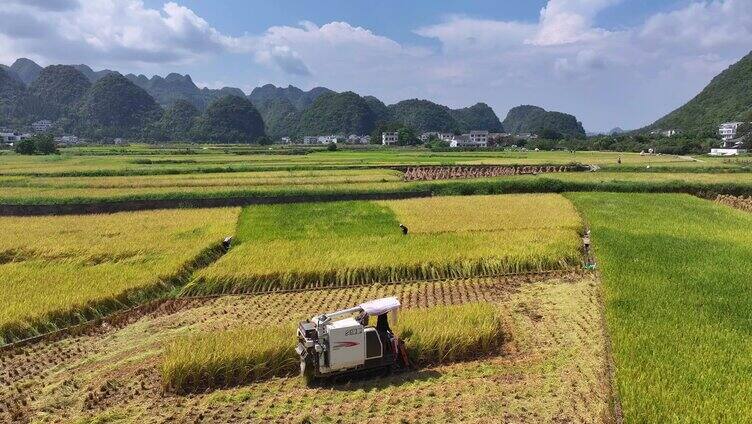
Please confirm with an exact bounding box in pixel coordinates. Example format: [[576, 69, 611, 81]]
[[185, 195, 583, 295], [1, 274, 611, 423], [0, 208, 239, 344], [0, 168, 402, 189], [160, 302, 505, 393]]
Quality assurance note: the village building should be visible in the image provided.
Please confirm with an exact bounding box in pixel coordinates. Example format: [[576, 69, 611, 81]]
[[382, 132, 398, 145]]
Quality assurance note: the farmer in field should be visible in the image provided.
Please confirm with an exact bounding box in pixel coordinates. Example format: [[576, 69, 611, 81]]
[[399, 224, 409, 235]]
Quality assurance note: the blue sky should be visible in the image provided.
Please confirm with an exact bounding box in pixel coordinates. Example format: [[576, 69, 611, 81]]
[[1, 0, 751, 131]]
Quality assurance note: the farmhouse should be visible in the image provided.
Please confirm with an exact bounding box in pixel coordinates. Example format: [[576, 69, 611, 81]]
[[420, 132, 441, 142], [382, 132, 398, 145], [719, 122, 742, 141], [1, 132, 31, 143], [303, 136, 318, 144], [449, 131, 489, 148], [348, 134, 371, 144]]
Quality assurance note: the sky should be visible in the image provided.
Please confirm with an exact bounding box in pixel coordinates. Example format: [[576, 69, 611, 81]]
[[1, 0, 751, 132]]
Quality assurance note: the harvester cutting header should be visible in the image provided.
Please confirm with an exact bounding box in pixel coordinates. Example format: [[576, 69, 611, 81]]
[[296, 297, 410, 382]]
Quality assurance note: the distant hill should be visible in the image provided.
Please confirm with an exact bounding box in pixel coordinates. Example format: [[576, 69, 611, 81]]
[[145, 99, 200, 142], [449, 103, 504, 133], [30, 65, 91, 108], [249, 84, 334, 111], [0, 67, 30, 124], [387, 99, 459, 133], [126, 72, 245, 110], [192, 95, 265, 143], [0, 57, 506, 141], [0, 65, 23, 85], [10, 58, 43, 85], [644, 51, 752, 134], [363, 96, 391, 124], [502, 105, 585, 138], [254, 97, 301, 139], [609, 127, 625, 135], [72, 64, 116, 83], [298, 91, 376, 136], [78, 73, 162, 137]]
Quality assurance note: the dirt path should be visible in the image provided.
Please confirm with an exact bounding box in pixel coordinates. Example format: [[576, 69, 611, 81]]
[[1, 272, 615, 423]]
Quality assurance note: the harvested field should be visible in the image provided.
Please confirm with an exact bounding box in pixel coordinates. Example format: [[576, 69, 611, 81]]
[[186, 195, 583, 295], [0, 207, 239, 345], [715, 194, 752, 212], [0, 272, 614, 423]]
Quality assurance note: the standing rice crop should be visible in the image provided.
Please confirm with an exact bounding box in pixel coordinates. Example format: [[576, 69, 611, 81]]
[[0, 207, 239, 345], [160, 302, 505, 393], [394, 302, 505, 364], [567, 193, 752, 423], [186, 195, 583, 295]]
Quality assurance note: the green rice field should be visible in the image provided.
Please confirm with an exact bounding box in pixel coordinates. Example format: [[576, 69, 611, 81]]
[[567, 193, 752, 423]]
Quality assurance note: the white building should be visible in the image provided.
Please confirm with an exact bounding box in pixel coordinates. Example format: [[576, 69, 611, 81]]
[[318, 135, 338, 144], [419, 132, 441, 142], [382, 132, 398, 146], [31, 120, 54, 133], [710, 148, 747, 156], [439, 133, 454, 142], [280, 137, 292, 144], [303, 136, 318, 144], [469, 130, 489, 146], [448, 131, 489, 148], [347, 134, 370, 144], [662, 129, 679, 137], [0, 132, 31, 143], [719, 122, 744, 141]]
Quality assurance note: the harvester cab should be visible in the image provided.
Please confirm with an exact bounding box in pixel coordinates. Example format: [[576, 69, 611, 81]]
[[296, 297, 409, 383]]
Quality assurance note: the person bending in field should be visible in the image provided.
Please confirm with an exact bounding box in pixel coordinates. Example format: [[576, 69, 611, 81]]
[[399, 224, 408, 235]]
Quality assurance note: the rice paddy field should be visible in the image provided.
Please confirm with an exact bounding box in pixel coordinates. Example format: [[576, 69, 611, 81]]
[[0, 149, 750, 205], [567, 193, 752, 423], [185, 195, 583, 294], [0, 208, 239, 344], [0, 273, 613, 423], [4, 146, 752, 423]]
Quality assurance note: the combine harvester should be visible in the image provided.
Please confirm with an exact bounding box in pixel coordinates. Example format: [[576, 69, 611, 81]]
[[296, 297, 410, 383]]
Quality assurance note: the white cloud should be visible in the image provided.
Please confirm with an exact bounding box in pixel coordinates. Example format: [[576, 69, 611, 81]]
[[530, 0, 620, 46], [0, 0, 238, 66]]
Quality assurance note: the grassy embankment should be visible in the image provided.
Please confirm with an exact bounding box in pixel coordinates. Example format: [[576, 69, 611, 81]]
[[161, 302, 505, 393], [0, 208, 239, 345], [567, 193, 752, 423], [184, 194, 583, 294]]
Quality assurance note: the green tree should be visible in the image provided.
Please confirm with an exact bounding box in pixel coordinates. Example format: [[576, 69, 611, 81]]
[[257, 136, 273, 146], [14, 138, 36, 154], [397, 127, 418, 145], [33, 134, 58, 154], [736, 122, 752, 140]]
